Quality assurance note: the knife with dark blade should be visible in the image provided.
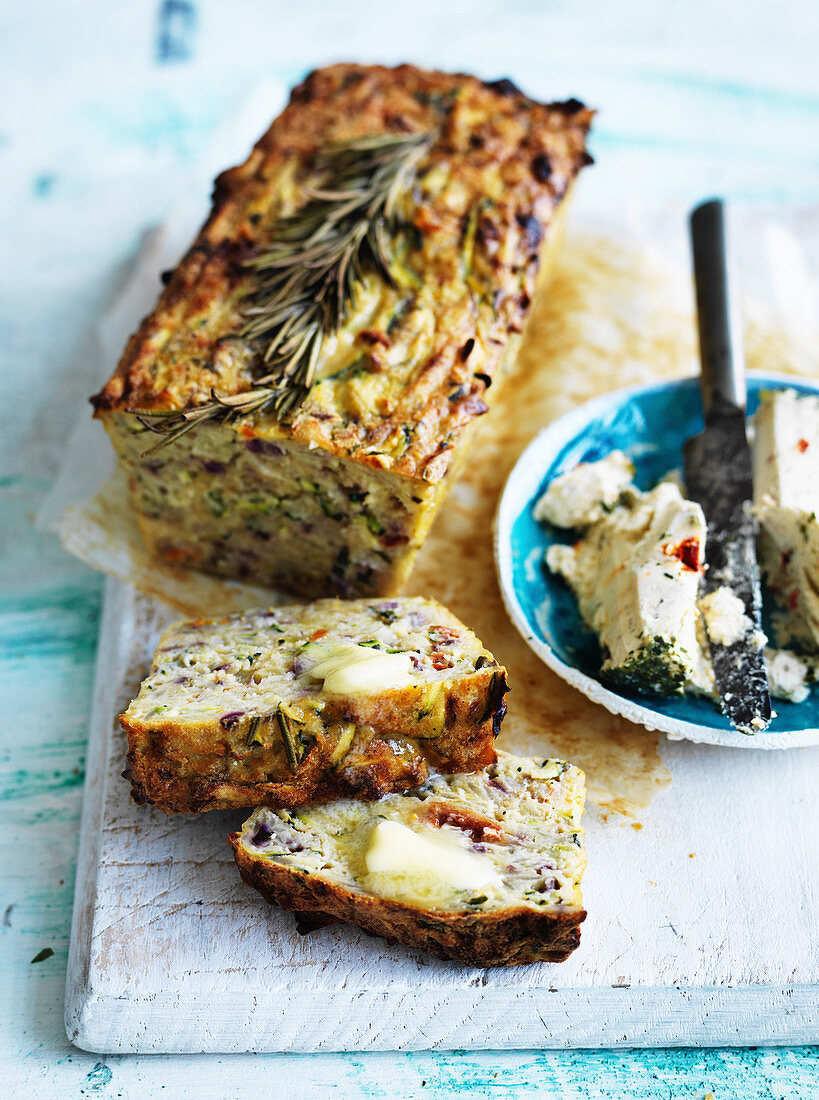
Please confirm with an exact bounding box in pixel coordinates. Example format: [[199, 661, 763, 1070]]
[[683, 199, 771, 734]]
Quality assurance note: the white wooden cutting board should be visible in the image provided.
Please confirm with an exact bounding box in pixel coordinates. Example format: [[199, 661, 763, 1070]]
[[64, 577, 819, 1053]]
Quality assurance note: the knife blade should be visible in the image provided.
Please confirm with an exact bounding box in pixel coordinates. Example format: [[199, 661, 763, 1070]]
[[683, 199, 771, 734]]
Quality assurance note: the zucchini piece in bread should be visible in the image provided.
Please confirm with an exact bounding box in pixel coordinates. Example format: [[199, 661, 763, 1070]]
[[122, 596, 507, 813], [230, 751, 586, 967]]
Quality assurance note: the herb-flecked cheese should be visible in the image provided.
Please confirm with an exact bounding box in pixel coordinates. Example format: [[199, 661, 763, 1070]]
[[765, 647, 816, 704], [752, 389, 819, 651], [545, 478, 711, 695], [534, 451, 634, 528], [541, 442, 819, 707]]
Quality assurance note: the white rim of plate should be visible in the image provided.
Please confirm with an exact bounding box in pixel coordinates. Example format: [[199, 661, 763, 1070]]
[[494, 371, 819, 749]]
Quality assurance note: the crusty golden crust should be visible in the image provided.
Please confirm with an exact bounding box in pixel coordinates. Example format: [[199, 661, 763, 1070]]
[[93, 63, 592, 484], [230, 833, 585, 966], [122, 669, 507, 814], [124, 736, 430, 814], [124, 723, 500, 814]]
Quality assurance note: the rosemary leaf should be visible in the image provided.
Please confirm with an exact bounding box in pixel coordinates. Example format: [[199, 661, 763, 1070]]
[[131, 131, 431, 452], [246, 716, 265, 749]]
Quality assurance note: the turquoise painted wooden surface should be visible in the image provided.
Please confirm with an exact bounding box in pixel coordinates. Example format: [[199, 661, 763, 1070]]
[[2, 0, 818, 1093]]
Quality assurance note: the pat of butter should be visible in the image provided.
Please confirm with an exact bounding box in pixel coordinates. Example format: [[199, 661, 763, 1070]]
[[309, 644, 414, 694], [364, 819, 500, 899]]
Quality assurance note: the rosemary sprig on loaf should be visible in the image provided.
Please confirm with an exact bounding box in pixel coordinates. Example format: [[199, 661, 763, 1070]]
[[132, 132, 431, 448]]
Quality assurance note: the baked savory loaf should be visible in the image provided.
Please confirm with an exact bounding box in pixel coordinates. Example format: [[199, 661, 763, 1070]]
[[230, 751, 586, 967], [122, 596, 508, 813], [92, 63, 593, 599]]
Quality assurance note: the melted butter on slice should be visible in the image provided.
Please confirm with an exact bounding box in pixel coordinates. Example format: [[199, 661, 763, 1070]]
[[308, 644, 415, 694], [363, 819, 500, 907]]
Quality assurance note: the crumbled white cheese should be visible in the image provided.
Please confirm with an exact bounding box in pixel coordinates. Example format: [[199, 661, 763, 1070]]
[[544, 544, 578, 583], [699, 587, 754, 647], [752, 389, 819, 651], [534, 451, 634, 529], [765, 647, 814, 704]]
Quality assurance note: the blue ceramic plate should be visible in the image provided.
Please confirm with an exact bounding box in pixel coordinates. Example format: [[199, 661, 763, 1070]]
[[495, 373, 819, 748]]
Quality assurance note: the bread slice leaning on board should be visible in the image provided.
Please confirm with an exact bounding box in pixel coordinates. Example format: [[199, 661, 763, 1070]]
[[231, 750, 587, 967], [121, 596, 508, 813]]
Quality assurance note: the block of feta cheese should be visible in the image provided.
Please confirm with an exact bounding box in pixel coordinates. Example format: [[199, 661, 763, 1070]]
[[92, 64, 593, 600], [230, 750, 587, 967], [752, 389, 819, 651], [121, 596, 508, 813], [533, 451, 634, 529], [545, 479, 712, 695]]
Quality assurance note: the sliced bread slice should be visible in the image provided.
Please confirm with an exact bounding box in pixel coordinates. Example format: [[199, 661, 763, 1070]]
[[122, 596, 507, 813], [230, 750, 586, 967]]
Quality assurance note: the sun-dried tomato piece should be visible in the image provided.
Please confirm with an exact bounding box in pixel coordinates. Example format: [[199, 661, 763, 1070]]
[[427, 804, 505, 843], [662, 537, 702, 572]]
